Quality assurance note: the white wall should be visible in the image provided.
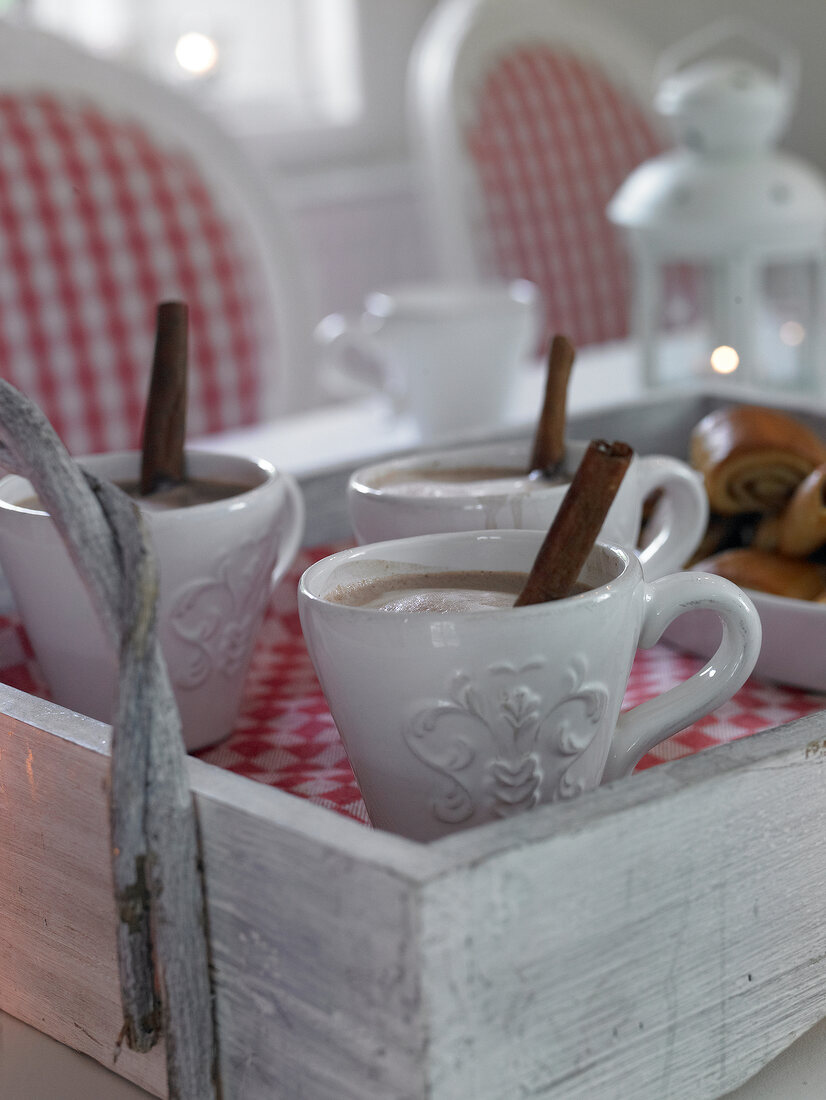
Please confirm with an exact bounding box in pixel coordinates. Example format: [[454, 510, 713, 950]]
[[280, 162, 432, 321]]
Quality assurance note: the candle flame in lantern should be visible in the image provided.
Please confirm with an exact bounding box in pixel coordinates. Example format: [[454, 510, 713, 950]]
[[710, 346, 740, 375], [780, 321, 806, 347]]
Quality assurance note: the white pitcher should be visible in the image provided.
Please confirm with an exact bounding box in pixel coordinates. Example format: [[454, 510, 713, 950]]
[[315, 279, 541, 442]]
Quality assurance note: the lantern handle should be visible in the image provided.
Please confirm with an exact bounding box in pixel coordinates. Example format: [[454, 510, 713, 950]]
[[653, 17, 800, 114]]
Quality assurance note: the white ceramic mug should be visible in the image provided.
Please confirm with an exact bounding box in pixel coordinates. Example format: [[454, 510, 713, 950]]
[[298, 530, 761, 842], [0, 450, 305, 751], [314, 279, 541, 441], [347, 438, 709, 580]]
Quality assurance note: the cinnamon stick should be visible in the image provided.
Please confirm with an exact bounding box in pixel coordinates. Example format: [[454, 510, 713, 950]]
[[528, 333, 576, 477], [140, 301, 188, 496], [514, 439, 633, 606]]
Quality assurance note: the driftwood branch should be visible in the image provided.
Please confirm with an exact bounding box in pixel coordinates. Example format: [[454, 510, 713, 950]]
[[0, 380, 219, 1099]]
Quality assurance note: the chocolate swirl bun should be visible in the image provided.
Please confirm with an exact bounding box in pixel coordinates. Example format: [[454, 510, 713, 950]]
[[690, 405, 826, 515], [777, 463, 826, 557]]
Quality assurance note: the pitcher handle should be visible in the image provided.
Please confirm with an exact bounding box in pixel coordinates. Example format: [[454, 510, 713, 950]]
[[314, 312, 405, 411], [635, 454, 709, 580], [603, 571, 761, 783]]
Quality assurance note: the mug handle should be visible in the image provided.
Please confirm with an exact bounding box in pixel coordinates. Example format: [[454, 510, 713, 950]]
[[270, 471, 306, 590], [602, 571, 761, 783], [634, 455, 709, 579], [314, 312, 405, 411]]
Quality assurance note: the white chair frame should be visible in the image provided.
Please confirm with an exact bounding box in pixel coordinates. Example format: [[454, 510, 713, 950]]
[[0, 18, 317, 418], [408, 0, 666, 281]]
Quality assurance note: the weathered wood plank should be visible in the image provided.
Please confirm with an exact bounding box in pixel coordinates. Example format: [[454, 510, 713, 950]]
[[195, 770, 429, 1099], [4, 680, 826, 1098], [420, 716, 826, 1098], [0, 697, 167, 1095], [0, 685, 436, 1098]]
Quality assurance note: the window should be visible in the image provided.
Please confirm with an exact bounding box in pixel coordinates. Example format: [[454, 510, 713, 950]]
[[19, 0, 362, 132], [10, 0, 436, 173]]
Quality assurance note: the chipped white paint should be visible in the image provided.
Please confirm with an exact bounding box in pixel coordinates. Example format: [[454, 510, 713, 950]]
[[3, 683, 826, 1098]]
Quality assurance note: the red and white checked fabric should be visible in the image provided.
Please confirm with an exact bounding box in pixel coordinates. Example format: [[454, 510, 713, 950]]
[[0, 92, 263, 455], [0, 543, 823, 829], [464, 47, 663, 347]]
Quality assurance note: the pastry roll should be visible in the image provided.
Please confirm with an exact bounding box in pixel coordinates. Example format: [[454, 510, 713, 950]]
[[696, 547, 826, 600], [690, 405, 826, 515], [777, 463, 826, 557], [688, 514, 750, 565], [751, 512, 781, 552]]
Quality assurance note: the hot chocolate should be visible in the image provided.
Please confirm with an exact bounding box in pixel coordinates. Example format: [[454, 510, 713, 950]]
[[18, 476, 250, 513], [327, 568, 530, 612], [369, 465, 571, 500], [116, 477, 250, 511]]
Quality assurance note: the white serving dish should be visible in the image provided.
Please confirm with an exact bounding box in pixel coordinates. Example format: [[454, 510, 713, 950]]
[[665, 586, 826, 693], [637, 390, 826, 695]]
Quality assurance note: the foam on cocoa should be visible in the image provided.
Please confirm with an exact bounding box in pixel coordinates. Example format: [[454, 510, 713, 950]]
[[368, 465, 569, 499], [326, 568, 529, 612]]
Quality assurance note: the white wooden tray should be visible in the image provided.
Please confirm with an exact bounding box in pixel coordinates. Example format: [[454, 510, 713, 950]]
[[3, 391, 826, 1099]]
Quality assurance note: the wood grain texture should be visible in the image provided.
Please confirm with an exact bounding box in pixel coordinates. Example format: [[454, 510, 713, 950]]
[[0, 687, 435, 1099], [420, 717, 826, 1098], [194, 771, 429, 1099], [0, 699, 168, 1096], [4, 683, 826, 1098]]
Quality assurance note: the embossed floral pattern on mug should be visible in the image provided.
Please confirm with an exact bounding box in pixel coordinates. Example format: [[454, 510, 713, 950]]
[[403, 655, 609, 825], [167, 533, 280, 689]]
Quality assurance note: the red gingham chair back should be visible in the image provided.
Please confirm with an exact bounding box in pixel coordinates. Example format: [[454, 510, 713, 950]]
[[0, 91, 267, 455], [464, 46, 663, 347]]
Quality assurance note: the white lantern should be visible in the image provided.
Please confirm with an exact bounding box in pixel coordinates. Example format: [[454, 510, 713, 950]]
[[608, 19, 826, 392]]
